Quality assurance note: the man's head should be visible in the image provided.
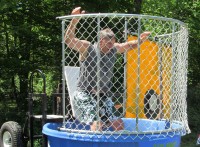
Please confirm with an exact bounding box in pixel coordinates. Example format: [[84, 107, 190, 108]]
[[99, 28, 116, 53]]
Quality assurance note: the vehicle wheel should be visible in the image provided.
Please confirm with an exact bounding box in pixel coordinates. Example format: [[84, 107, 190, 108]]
[[0, 121, 23, 147]]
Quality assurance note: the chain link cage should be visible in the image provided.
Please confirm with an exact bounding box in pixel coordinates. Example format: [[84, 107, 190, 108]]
[[57, 13, 190, 140]]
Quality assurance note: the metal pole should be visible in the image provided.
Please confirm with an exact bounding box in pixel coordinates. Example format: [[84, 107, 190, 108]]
[[135, 18, 141, 132], [61, 20, 66, 127], [123, 18, 128, 116], [96, 16, 101, 130], [158, 38, 163, 120]]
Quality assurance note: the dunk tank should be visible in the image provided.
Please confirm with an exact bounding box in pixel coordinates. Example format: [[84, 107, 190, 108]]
[[43, 13, 190, 147]]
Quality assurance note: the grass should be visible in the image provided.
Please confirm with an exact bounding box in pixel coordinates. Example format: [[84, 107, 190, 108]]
[[181, 132, 198, 147]]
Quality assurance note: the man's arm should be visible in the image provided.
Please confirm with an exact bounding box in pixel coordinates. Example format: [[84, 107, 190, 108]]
[[65, 7, 90, 53], [114, 31, 151, 53]]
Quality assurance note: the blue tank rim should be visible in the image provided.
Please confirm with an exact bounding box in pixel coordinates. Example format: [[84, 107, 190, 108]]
[[42, 118, 185, 142]]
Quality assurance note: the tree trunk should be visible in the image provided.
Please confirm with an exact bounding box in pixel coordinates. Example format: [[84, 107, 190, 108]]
[[17, 71, 29, 111], [133, 0, 143, 14]]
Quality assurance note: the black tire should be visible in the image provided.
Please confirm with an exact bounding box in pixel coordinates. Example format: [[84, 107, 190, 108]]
[[0, 121, 23, 147]]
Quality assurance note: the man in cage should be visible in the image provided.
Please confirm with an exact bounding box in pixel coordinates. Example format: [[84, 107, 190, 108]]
[[65, 7, 150, 131]]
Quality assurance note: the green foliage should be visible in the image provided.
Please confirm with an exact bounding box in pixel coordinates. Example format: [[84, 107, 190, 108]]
[[32, 71, 60, 96], [181, 132, 198, 147]]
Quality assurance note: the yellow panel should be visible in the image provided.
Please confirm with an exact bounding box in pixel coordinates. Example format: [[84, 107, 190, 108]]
[[161, 45, 172, 119], [125, 35, 171, 119]]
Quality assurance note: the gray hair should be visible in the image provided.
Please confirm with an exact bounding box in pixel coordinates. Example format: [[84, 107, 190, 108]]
[[99, 28, 115, 39]]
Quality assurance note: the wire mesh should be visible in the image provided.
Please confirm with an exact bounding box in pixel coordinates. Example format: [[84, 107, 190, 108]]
[[57, 13, 190, 139]]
